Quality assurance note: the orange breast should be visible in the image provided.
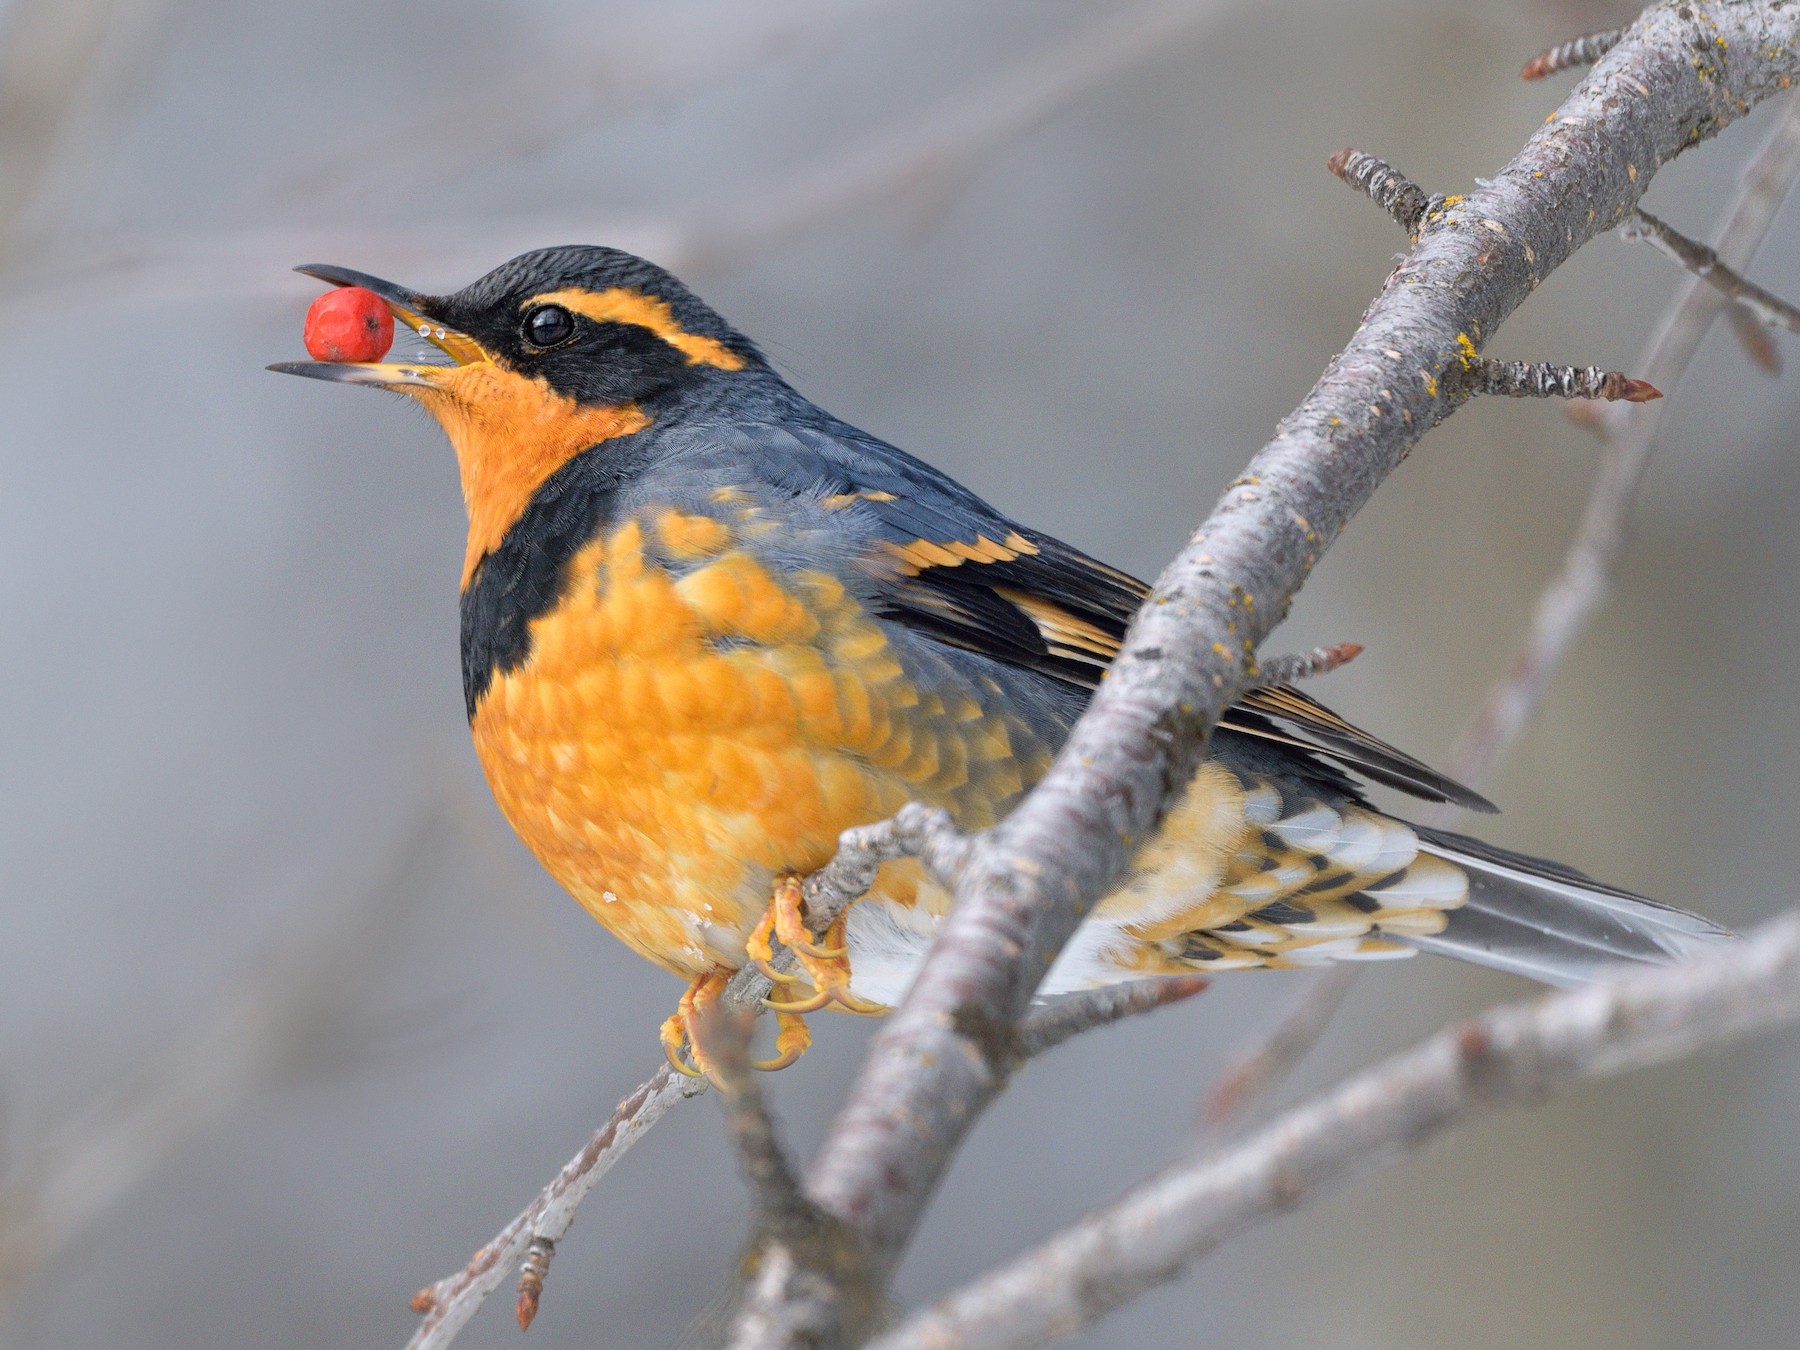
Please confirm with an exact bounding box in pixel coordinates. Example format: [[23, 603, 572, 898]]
[[468, 509, 1034, 978]]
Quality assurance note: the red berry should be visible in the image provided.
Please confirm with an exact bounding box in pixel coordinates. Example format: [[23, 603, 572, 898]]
[[303, 285, 395, 363]]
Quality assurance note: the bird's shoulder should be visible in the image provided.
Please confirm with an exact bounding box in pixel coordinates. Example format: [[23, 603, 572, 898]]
[[638, 411, 1147, 688]]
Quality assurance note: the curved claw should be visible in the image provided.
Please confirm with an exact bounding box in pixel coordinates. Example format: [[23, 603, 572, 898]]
[[736, 875, 886, 1070], [828, 984, 886, 1015], [660, 970, 729, 1081], [786, 932, 848, 961], [764, 984, 835, 1015], [752, 1010, 813, 1071], [659, 1015, 705, 1078], [769, 873, 848, 960], [753, 955, 807, 985]]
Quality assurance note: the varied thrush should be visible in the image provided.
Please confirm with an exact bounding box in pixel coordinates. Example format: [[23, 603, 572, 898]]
[[273, 246, 1731, 1077]]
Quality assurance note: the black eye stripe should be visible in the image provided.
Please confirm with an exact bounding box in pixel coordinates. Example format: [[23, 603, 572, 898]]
[[522, 304, 576, 349]]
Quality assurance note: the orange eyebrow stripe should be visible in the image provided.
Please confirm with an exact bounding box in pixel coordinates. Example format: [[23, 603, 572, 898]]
[[528, 287, 747, 370]]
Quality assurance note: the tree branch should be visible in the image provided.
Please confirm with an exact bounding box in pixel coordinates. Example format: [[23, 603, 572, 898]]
[[1326, 148, 1445, 235], [870, 912, 1800, 1350], [1246, 640, 1362, 690], [745, 6, 1800, 1341], [403, 805, 970, 1346], [1458, 356, 1660, 401], [404, 1066, 707, 1349], [1202, 80, 1800, 1148], [396, 549, 1205, 1349]]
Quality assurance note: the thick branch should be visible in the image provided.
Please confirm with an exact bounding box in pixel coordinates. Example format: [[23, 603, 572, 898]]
[[871, 913, 1800, 1350], [776, 6, 1800, 1339]]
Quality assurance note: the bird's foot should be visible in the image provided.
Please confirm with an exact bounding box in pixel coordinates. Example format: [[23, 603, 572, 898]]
[[751, 874, 884, 1018], [660, 970, 730, 1078], [659, 967, 819, 1082]]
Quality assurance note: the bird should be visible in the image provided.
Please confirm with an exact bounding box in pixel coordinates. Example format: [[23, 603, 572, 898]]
[[271, 245, 1732, 1078]]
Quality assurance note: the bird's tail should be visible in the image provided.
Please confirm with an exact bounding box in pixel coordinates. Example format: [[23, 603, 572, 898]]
[[1397, 826, 1734, 986]]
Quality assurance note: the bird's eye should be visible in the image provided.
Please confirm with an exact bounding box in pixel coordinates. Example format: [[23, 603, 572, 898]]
[[523, 304, 576, 349]]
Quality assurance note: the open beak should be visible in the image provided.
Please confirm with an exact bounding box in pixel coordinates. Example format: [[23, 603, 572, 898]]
[[268, 264, 490, 388]]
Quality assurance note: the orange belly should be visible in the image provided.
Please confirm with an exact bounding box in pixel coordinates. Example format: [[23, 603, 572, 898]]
[[467, 510, 1031, 977]]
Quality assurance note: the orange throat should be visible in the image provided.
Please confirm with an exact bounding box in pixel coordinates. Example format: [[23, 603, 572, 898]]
[[405, 363, 649, 588]]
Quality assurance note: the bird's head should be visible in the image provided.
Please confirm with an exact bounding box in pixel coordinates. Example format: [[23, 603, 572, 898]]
[[272, 245, 765, 586]]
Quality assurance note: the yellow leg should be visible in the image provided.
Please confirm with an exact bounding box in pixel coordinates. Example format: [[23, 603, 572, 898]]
[[658, 965, 833, 1081], [760, 875, 885, 1016], [747, 905, 807, 986], [659, 969, 730, 1079], [769, 873, 845, 959], [665, 875, 890, 1080]]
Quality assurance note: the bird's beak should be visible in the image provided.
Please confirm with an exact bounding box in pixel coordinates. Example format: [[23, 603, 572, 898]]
[[267, 264, 491, 388]]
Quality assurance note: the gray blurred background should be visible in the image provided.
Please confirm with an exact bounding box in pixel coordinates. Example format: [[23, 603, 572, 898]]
[[0, 0, 1796, 1346]]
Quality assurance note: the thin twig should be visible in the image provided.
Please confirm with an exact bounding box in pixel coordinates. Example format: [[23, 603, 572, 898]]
[[1326, 148, 1446, 235], [1460, 356, 1661, 401], [1247, 641, 1362, 690], [871, 912, 1800, 1350], [1521, 28, 1625, 81], [405, 1066, 708, 1349], [513, 1238, 554, 1333], [1445, 91, 1800, 791], [1624, 206, 1800, 335], [1012, 977, 1211, 1061]]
